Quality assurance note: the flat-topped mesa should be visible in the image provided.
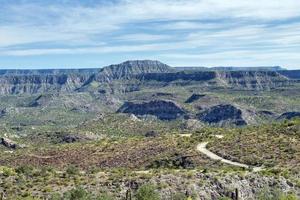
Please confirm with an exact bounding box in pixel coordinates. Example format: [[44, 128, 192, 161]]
[[95, 60, 174, 82]]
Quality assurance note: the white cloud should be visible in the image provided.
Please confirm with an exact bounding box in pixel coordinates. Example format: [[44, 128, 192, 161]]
[[0, 0, 300, 68]]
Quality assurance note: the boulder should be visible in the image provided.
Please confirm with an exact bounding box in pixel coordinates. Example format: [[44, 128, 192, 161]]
[[145, 131, 159, 137], [1, 137, 18, 149]]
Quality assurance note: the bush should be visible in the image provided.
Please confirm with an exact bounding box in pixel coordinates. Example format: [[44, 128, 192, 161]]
[[63, 187, 92, 200], [66, 165, 80, 176], [1, 167, 16, 177], [135, 184, 160, 200], [16, 165, 34, 176]]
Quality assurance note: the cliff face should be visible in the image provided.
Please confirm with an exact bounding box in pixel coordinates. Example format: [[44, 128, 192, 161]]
[[117, 100, 186, 120], [136, 70, 291, 90], [0, 73, 90, 95], [0, 60, 298, 95], [197, 104, 247, 126], [215, 71, 290, 90], [278, 70, 300, 79]]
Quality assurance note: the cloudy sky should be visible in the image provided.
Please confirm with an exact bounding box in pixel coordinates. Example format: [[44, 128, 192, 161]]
[[0, 0, 300, 69]]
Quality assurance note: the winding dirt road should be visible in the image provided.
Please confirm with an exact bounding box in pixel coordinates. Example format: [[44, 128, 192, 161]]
[[197, 137, 263, 172]]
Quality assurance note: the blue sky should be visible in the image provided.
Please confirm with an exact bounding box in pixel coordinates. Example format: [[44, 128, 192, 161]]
[[0, 0, 300, 69]]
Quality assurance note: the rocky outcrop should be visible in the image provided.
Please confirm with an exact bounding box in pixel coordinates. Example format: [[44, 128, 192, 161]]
[[1, 137, 24, 149], [197, 104, 247, 126], [61, 134, 96, 143], [117, 100, 186, 120], [185, 94, 206, 103], [277, 112, 300, 120], [0, 108, 6, 117]]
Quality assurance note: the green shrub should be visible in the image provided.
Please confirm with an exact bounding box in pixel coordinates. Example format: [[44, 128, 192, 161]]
[[63, 187, 92, 200], [135, 184, 160, 200], [2, 167, 16, 177], [66, 165, 80, 176], [16, 165, 34, 176]]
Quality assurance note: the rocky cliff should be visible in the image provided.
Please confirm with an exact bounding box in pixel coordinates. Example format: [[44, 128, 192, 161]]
[[117, 100, 186, 120], [197, 104, 247, 126], [0, 73, 90, 95]]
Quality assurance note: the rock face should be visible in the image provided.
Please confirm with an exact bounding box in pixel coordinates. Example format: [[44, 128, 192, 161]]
[[277, 112, 300, 120], [117, 100, 186, 120], [0, 73, 91, 95], [197, 104, 247, 126], [215, 71, 289, 90], [185, 94, 206, 103]]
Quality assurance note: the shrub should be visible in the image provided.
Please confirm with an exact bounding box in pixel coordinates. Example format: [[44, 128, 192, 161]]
[[66, 165, 80, 176], [16, 165, 34, 176], [2, 167, 16, 177], [63, 187, 92, 200], [135, 184, 160, 200]]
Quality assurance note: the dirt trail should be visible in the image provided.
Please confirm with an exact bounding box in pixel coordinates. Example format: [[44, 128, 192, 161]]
[[197, 136, 263, 172]]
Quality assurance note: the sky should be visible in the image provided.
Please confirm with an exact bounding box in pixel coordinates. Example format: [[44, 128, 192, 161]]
[[0, 0, 300, 69]]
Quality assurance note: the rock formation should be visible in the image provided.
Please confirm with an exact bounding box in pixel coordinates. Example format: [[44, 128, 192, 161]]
[[117, 100, 186, 120], [197, 104, 247, 126]]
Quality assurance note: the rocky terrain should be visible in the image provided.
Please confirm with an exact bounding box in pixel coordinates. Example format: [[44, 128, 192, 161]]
[[0, 60, 299, 199]]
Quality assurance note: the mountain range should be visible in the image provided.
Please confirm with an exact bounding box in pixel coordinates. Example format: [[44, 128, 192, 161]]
[[0, 60, 299, 128]]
